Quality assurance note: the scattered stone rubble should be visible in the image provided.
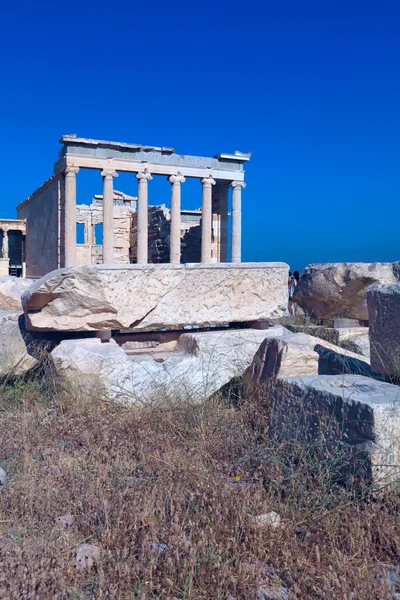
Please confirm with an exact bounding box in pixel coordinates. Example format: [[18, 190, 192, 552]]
[[284, 321, 370, 358], [0, 258, 399, 493], [51, 327, 288, 403], [245, 330, 371, 382]]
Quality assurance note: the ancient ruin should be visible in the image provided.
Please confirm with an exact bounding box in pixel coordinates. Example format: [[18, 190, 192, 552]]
[[16, 135, 250, 278], [0, 219, 26, 277], [0, 133, 398, 499]]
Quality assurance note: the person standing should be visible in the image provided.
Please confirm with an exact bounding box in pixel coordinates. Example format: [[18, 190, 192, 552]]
[[288, 270, 300, 315]]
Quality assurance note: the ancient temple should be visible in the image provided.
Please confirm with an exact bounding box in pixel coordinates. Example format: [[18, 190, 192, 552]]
[[15, 135, 250, 278]]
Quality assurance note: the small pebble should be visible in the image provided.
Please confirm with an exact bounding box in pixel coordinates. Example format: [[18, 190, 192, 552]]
[[0, 467, 7, 487], [228, 477, 249, 488], [55, 514, 74, 529], [123, 476, 143, 486], [72, 543, 100, 570], [257, 585, 289, 599], [146, 541, 168, 554], [248, 511, 281, 529], [40, 465, 61, 472]]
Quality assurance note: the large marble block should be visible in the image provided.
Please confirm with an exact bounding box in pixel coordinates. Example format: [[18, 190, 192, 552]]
[[293, 262, 398, 320], [22, 263, 289, 332], [245, 330, 371, 382], [51, 326, 287, 403], [272, 375, 400, 486], [368, 283, 400, 378]]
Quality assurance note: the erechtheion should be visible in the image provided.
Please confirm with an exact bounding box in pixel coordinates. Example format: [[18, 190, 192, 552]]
[[15, 135, 251, 278]]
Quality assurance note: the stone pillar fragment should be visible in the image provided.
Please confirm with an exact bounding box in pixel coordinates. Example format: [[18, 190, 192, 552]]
[[201, 176, 216, 263], [231, 181, 245, 263], [136, 170, 152, 264], [101, 170, 118, 264], [168, 173, 186, 264], [64, 166, 80, 267]]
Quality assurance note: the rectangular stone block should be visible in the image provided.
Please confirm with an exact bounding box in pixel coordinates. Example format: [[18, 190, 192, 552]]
[[22, 262, 289, 332], [333, 318, 361, 329], [0, 259, 9, 276], [368, 283, 400, 378], [271, 375, 400, 486]]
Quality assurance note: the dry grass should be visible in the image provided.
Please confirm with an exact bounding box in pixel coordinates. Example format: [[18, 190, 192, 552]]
[[0, 376, 400, 599]]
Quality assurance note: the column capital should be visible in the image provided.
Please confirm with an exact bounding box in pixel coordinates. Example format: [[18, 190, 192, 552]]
[[169, 173, 186, 185], [231, 181, 246, 189], [101, 169, 118, 179], [201, 177, 216, 187], [137, 170, 152, 181], [65, 166, 80, 176]]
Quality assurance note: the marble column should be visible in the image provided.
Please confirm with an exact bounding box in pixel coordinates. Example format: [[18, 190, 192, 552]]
[[212, 182, 229, 262], [136, 169, 152, 264], [64, 166, 80, 267], [1, 229, 8, 259], [168, 173, 186, 264], [231, 181, 246, 263], [101, 169, 118, 263], [201, 176, 216, 263]]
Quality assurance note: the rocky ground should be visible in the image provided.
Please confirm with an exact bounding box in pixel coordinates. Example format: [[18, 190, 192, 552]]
[[0, 263, 400, 598], [0, 376, 400, 599]]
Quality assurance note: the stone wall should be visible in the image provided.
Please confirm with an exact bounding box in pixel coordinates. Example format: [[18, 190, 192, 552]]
[[76, 192, 136, 264], [17, 175, 61, 278], [130, 205, 219, 264]]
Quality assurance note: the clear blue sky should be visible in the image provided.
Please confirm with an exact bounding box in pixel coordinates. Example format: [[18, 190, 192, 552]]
[[1, 0, 399, 270]]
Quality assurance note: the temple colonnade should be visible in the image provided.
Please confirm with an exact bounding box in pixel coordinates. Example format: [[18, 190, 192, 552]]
[[54, 136, 250, 268], [63, 166, 246, 267]]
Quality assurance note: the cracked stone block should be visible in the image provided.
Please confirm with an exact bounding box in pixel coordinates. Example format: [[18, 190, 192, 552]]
[[51, 326, 287, 403], [23, 263, 288, 332]]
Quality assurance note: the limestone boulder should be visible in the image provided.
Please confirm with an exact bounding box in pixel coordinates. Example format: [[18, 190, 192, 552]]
[[0, 277, 33, 310], [245, 330, 371, 384], [51, 326, 287, 403], [293, 262, 398, 320], [270, 375, 400, 486], [0, 312, 38, 377], [368, 283, 400, 378], [22, 263, 289, 332]]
